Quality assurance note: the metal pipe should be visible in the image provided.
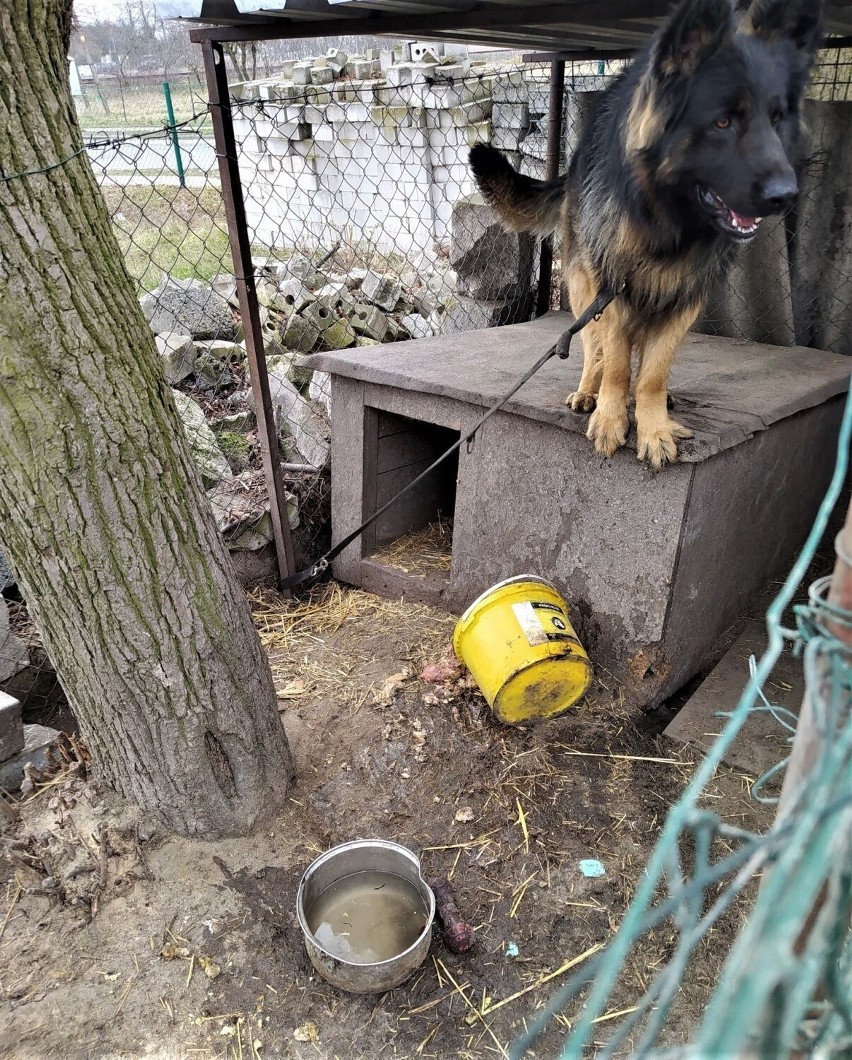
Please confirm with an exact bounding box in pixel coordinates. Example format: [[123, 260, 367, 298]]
[[201, 39, 296, 594], [535, 58, 566, 318]]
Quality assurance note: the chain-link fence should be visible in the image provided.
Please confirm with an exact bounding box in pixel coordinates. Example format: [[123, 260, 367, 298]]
[[512, 386, 852, 1059], [1, 35, 850, 1060], [3, 39, 850, 789], [71, 47, 851, 595], [71, 70, 208, 131]]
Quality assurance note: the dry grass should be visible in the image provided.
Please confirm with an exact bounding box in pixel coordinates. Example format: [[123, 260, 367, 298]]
[[248, 581, 456, 707], [370, 518, 454, 577]]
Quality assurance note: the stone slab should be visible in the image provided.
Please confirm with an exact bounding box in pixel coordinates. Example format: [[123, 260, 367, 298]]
[[664, 619, 804, 778], [0, 551, 14, 592], [308, 312, 851, 463], [1, 599, 28, 683], [0, 724, 59, 793], [0, 691, 24, 762]]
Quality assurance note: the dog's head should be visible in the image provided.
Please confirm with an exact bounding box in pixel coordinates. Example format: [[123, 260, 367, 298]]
[[627, 0, 823, 241]]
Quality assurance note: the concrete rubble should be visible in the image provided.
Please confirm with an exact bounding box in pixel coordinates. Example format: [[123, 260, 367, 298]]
[[171, 390, 234, 488], [132, 54, 619, 574], [141, 277, 236, 340], [1, 599, 28, 684], [0, 686, 60, 796], [155, 332, 196, 385]]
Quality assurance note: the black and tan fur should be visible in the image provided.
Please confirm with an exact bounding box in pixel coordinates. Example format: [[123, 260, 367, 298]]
[[470, 0, 823, 469]]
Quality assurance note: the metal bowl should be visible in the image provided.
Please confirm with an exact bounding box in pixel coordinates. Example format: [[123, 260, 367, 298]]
[[296, 839, 435, 993]]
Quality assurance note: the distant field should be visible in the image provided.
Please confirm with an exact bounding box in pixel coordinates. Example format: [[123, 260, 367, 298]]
[[74, 82, 208, 131]]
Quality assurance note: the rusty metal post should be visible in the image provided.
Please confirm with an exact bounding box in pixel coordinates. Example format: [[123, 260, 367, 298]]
[[201, 40, 296, 593], [535, 59, 566, 317]]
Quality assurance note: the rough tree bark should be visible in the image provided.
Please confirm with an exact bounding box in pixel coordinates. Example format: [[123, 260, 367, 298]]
[[0, 0, 294, 837]]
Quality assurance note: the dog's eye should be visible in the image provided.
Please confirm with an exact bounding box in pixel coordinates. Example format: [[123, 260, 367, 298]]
[[771, 109, 783, 127], [714, 115, 732, 129]]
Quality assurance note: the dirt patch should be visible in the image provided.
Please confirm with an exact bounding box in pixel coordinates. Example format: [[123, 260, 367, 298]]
[[1, 584, 773, 1059]]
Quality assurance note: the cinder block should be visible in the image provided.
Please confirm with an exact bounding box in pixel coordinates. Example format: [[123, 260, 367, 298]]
[[465, 121, 492, 148], [283, 314, 320, 353], [400, 312, 433, 339], [0, 691, 24, 761], [323, 319, 357, 349], [362, 270, 402, 311], [492, 101, 530, 129], [0, 723, 59, 792], [314, 283, 355, 312], [302, 300, 339, 332], [385, 64, 412, 88], [278, 278, 315, 314], [311, 66, 335, 86], [491, 70, 526, 104], [350, 304, 390, 340], [304, 103, 329, 124], [411, 41, 443, 62], [354, 59, 380, 79], [293, 62, 313, 86]]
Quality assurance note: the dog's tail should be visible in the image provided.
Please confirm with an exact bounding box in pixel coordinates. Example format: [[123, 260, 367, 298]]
[[469, 143, 564, 236]]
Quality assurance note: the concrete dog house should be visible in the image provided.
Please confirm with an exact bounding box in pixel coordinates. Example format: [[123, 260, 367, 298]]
[[308, 313, 849, 707]]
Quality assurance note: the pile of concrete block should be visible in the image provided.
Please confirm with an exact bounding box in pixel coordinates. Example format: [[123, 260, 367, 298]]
[[232, 57, 620, 257], [250, 253, 457, 359], [232, 50, 490, 255], [135, 248, 459, 576], [519, 71, 614, 180]]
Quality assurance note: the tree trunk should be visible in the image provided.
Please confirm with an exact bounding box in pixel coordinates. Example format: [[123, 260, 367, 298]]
[[0, 0, 295, 837]]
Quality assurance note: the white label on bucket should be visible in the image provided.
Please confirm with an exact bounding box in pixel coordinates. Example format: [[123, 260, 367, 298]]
[[512, 602, 549, 646]]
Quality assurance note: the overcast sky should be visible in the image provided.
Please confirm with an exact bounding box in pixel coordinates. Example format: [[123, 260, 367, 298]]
[[75, 0, 124, 21], [74, 0, 191, 24]]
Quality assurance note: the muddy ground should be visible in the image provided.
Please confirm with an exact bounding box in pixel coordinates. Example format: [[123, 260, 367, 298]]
[[1, 583, 773, 1060]]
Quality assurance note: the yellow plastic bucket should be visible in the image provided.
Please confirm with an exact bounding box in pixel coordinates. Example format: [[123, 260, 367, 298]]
[[452, 575, 592, 724]]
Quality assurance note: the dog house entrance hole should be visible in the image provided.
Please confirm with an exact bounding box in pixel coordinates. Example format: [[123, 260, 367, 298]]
[[364, 409, 458, 580]]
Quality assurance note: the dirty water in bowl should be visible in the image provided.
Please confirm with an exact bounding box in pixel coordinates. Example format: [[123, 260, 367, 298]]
[[306, 870, 429, 965]]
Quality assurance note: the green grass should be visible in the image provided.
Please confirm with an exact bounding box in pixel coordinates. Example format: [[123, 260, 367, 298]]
[[103, 184, 231, 292], [75, 84, 206, 131]]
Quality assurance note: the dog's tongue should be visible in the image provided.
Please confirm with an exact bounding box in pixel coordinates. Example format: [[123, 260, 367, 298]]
[[730, 208, 757, 227]]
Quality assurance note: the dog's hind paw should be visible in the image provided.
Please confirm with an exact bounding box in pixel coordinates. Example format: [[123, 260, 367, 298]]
[[587, 406, 629, 459], [637, 419, 693, 471], [566, 390, 597, 413]]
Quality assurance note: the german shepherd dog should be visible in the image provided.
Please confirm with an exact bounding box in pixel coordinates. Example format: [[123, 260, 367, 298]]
[[470, 0, 823, 469]]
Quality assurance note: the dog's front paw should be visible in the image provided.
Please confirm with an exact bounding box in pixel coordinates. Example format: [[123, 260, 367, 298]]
[[587, 405, 629, 458], [566, 390, 597, 413], [637, 418, 693, 471]]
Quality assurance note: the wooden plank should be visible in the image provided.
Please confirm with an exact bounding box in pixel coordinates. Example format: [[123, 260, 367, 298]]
[[377, 424, 458, 474]]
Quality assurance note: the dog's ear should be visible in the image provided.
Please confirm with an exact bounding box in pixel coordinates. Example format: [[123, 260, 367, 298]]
[[650, 0, 735, 79], [627, 0, 733, 153], [737, 0, 824, 63]]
